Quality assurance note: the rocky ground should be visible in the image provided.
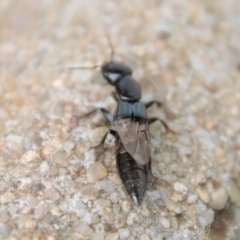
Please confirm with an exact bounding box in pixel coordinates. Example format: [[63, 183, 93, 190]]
[[0, 0, 240, 239]]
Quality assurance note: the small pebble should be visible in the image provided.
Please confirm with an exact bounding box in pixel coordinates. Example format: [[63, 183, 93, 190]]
[[159, 217, 170, 228], [227, 180, 240, 207], [0, 209, 9, 222], [170, 217, 178, 230], [211, 188, 228, 210], [52, 151, 69, 167], [74, 221, 93, 236], [171, 192, 185, 202], [191, 174, 207, 186], [44, 187, 61, 201], [105, 232, 119, 240], [187, 194, 198, 203], [173, 182, 188, 194], [20, 150, 40, 164], [122, 201, 131, 212], [0, 223, 12, 238], [196, 188, 210, 203], [118, 228, 130, 239], [115, 217, 126, 229], [63, 141, 75, 153], [185, 205, 198, 218], [41, 145, 55, 159], [1, 192, 15, 204], [87, 162, 108, 183], [140, 233, 150, 240], [108, 173, 122, 185], [200, 209, 214, 225]]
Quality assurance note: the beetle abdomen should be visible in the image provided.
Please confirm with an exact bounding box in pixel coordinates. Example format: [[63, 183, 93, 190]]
[[117, 150, 148, 206]]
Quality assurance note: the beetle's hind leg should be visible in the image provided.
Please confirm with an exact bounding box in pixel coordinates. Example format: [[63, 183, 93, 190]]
[[148, 117, 170, 133], [145, 100, 163, 109]]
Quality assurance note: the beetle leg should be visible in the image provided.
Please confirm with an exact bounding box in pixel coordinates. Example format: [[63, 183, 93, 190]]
[[148, 117, 170, 132], [90, 129, 118, 149], [111, 92, 120, 102], [145, 100, 163, 109], [80, 108, 114, 125]]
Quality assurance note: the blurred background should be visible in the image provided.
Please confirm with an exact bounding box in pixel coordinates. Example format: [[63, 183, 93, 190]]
[[0, 0, 240, 239]]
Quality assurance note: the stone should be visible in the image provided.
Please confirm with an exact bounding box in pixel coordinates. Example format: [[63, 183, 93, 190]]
[[20, 150, 40, 164], [187, 194, 198, 203], [52, 151, 69, 167], [196, 188, 210, 203], [191, 174, 207, 186], [118, 228, 130, 239], [108, 173, 122, 185], [1, 192, 15, 204], [173, 182, 188, 194], [200, 209, 214, 225], [210, 188, 228, 210], [185, 205, 198, 218], [226, 180, 240, 207], [63, 141, 75, 153], [122, 200, 131, 212], [87, 162, 108, 183], [159, 217, 170, 228], [74, 221, 93, 236], [140, 233, 150, 240], [0, 223, 12, 238], [105, 232, 119, 240]]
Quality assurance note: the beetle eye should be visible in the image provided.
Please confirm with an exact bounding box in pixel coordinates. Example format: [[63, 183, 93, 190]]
[[105, 72, 121, 83]]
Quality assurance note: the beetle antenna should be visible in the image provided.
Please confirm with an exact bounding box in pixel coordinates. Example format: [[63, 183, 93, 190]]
[[68, 65, 101, 70], [106, 33, 115, 62]]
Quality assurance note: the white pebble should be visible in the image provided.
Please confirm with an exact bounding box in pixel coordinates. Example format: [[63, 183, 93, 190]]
[[187, 194, 198, 203], [118, 228, 130, 239], [191, 174, 207, 186], [211, 188, 228, 210], [140, 233, 150, 240], [63, 141, 75, 153], [200, 209, 214, 225], [173, 182, 188, 194], [159, 217, 170, 228]]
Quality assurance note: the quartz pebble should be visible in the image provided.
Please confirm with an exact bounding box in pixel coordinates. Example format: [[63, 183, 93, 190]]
[[210, 188, 228, 210], [200, 209, 214, 225], [226, 180, 240, 207], [188, 194, 198, 203], [87, 162, 108, 183], [63, 141, 75, 153], [20, 150, 39, 164], [159, 217, 170, 228], [118, 228, 130, 239], [173, 182, 188, 194]]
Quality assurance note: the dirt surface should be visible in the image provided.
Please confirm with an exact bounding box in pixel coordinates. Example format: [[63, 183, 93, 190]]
[[0, 0, 240, 239]]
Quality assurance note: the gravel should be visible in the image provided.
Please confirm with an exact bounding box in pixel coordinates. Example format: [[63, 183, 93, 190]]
[[1, 0, 240, 239]]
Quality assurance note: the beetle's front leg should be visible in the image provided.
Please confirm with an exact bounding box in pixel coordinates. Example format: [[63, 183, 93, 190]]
[[79, 108, 114, 125]]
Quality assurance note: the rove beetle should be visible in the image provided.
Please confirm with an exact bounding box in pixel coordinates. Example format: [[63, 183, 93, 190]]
[[70, 38, 170, 206]]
